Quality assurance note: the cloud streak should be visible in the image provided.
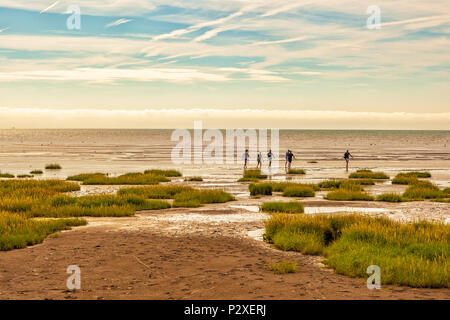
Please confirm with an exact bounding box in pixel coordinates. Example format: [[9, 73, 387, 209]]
[[106, 18, 133, 28]]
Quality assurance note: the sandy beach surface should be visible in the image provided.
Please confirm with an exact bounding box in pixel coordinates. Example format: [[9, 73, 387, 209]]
[[0, 129, 449, 299]]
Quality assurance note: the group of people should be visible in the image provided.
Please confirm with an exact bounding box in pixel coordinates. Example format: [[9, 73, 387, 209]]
[[243, 149, 295, 171], [243, 149, 354, 171]]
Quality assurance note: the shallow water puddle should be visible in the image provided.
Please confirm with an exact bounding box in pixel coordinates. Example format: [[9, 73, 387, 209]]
[[229, 205, 260, 213], [304, 207, 397, 214], [142, 212, 267, 223], [248, 229, 265, 241]]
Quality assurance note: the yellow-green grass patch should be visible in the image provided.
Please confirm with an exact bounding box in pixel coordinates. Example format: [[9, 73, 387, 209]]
[[376, 193, 404, 202], [260, 201, 304, 214], [144, 169, 182, 177], [264, 214, 449, 288], [45, 164, 62, 170], [0, 211, 86, 251], [184, 176, 203, 181], [349, 169, 389, 180], [287, 169, 306, 175], [325, 190, 374, 201], [282, 185, 315, 198], [267, 260, 298, 274]]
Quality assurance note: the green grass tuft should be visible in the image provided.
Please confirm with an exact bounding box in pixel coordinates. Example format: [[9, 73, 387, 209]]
[[83, 173, 169, 185], [403, 181, 446, 200], [264, 214, 449, 288], [30, 170, 43, 175], [249, 183, 273, 196], [172, 189, 234, 207], [267, 260, 298, 274], [243, 169, 267, 180], [392, 174, 419, 185], [184, 176, 203, 181], [376, 193, 404, 202], [118, 185, 193, 199], [0, 173, 15, 178], [0, 212, 86, 251], [45, 164, 62, 170], [17, 174, 34, 178], [325, 190, 374, 201], [144, 169, 182, 177], [67, 173, 106, 181], [287, 169, 306, 175], [260, 201, 304, 214], [282, 185, 315, 198], [349, 170, 389, 180]]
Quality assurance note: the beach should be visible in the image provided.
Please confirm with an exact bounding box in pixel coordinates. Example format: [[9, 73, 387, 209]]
[[0, 129, 449, 300]]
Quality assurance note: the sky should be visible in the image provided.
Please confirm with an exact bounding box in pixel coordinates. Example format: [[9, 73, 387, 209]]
[[0, 0, 449, 129]]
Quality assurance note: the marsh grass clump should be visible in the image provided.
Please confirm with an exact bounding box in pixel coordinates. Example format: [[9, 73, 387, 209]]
[[349, 170, 389, 180], [184, 176, 203, 182], [339, 181, 364, 192], [0, 173, 15, 178], [119, 185, 233, 208], [282, 185, 315, 198], [172, 189, 234, 207], [67, 173, 106, 181], [264, 214, 449, 288], [45, 164, 62, 170], [325, 190, 374, 201], [30, 170, 43, 175], [0, 211, 86, 251], [82, 173, 170, 185], [318, 180, 342, 189], [267, 260, 298, 274], [402, 181, 446, 200], [17, 174, 34, 179], [444, 188, 450, 195], [0, 179, 80, 194], [287, 169, 306, 175], [319, 179, 374, 190], [392, 174, 419, 185], [243, 169, 267, 180], [144, 169, 182, 177], [405, 171, 432, 178], [260, 201, 304, 214], [249, 183, 272, 196], [118, 185, 193, 199], [265, 182, 319, 192], [238, 177, 260, 182], [376, 193, 404, 202]]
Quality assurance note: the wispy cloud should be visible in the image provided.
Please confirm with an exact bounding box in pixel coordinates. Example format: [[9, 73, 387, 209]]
[[40, 0, 60, 14], [106, 18, 133, 28], [382, 15, 450, 28], [254, 36, 310, 46], [0, 67, 229, 83]]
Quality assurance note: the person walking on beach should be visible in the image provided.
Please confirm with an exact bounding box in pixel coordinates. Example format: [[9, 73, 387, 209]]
[[257, 151, 262, 169], [244, 149, 249, 169], [267, 149, 273, 168], [286, 150, 295, 171], [344, 150, 353, 172], [284, 150, 290, 169]]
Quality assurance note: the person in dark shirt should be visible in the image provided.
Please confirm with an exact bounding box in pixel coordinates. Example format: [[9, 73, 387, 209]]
[[344, 150, 353, 172], [286, 150, 295, 171]]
